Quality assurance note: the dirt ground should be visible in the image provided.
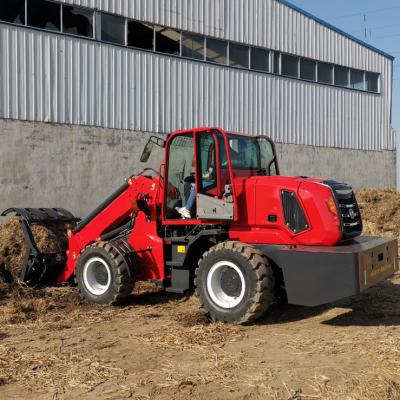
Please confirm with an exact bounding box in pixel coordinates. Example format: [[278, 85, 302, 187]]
[[1, 189, 400, 400]]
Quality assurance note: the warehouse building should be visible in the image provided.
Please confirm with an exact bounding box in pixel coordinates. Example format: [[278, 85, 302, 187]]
[[0, 0, 395, 216]]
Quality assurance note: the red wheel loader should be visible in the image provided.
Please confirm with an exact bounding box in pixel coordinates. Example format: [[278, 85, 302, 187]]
[[2, 127, 398, 323]]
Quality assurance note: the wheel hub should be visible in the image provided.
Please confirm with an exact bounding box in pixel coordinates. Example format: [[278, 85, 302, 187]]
[[206, 260, 246, 309], [220, 267, 242, 297], [94, 263, 109, 285], [82, 257, 111, 296]]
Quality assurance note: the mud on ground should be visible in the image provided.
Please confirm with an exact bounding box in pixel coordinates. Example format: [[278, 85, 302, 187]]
[[0, 189, 399, 400]]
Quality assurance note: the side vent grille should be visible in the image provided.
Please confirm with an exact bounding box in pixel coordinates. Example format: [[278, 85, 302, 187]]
[[281, 190, 308, 233]]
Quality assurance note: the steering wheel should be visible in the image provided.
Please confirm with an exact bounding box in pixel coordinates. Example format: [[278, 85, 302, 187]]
[[137, 168, 159, 177]]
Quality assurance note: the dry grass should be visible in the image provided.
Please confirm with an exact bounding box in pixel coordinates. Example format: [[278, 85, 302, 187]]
[[135, 321, 243, 348], [131, 295, 244, 349], [306, 370, 400, 400], [0, 286, 81, 325], [0, 286, 132, 334], [0, 344, 125, 391]]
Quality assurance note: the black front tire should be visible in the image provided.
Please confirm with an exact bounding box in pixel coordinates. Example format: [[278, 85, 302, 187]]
[[75, 242, 134, 305], [195, 241, 275, 324]]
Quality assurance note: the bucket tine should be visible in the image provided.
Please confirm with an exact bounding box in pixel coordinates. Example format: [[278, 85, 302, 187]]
[[19, 218, 42, 284], [1, 207, 77, 223]]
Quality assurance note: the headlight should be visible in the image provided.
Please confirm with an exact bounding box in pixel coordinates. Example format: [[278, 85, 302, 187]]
[[325, 196, 340, 227]]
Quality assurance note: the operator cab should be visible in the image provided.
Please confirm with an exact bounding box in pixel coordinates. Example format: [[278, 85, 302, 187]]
[[157, 128, 279, 222]]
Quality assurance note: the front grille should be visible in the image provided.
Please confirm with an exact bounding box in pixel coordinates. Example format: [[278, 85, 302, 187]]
[[323, 180, 363, 240], [281, 190, 308, 233]]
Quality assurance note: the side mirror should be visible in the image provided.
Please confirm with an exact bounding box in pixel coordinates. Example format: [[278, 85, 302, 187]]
[[140, 136, 166, 163], [140, 142, 154, 163]]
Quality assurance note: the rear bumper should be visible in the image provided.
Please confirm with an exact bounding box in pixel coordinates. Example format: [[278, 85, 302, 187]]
[[255, 236, 398, 307]]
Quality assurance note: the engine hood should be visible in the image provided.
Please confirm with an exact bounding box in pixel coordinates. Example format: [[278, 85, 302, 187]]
[[230, 175, 351, 246], [233, 175, 327, 190]]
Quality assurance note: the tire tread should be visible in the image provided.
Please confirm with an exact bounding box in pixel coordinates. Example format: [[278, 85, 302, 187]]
[[195, 241, 274, 324], [76, 241, 134, 305]]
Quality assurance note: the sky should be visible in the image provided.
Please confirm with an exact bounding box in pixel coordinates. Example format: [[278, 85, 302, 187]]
[[288, 0, 400, 133]]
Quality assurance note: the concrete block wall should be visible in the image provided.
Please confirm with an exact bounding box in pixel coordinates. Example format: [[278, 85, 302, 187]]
[[0, 119, 162, 217], [276, 143, 396, 190], [0, 119, 396, 217]]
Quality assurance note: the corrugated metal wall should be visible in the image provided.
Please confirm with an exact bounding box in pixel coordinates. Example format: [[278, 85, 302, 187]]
[[58, 0, 391, 70], [0, 0, 394, 150]]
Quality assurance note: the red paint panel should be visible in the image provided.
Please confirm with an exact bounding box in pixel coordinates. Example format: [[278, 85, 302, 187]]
[[59, 175, 163, 282], [229, 176, 342, 246]]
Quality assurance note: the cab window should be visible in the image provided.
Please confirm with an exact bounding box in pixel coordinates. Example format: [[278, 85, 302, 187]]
[[197, 133, 217, 194], [227, 134, 260, 170], [226, 133, 278, 176], [258, 137, 278, 176], [165, 133, 194, 219]]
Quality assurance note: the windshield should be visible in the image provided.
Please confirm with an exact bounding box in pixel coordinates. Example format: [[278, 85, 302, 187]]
[[226, 133, 278, 175]]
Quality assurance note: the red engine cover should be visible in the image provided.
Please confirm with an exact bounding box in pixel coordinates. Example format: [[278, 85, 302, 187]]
[[228, 176, 343, 246]]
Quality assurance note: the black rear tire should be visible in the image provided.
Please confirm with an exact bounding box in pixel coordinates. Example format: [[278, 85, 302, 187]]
[[195, 241, 275, 324], [75, 241, 134, 305]]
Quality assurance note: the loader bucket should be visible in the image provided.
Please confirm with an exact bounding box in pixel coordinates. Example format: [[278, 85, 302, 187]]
[[1, 208, 79, 286]]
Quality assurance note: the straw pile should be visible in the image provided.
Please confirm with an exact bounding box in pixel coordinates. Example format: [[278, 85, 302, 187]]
[[356, 189, 400, 239], [0, 216, 69, 288]]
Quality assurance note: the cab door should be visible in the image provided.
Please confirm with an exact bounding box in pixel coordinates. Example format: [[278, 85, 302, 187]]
[[195, 130, 235, 220], [164, 132, 195, 220]]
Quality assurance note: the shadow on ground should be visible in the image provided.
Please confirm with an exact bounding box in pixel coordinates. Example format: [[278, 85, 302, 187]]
[[255, 280, 400, 327], [322, 280, 400, 327], [124, 287, 188, 307]]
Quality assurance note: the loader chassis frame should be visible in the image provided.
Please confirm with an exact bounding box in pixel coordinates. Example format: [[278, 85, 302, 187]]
[[164, 224, 228, 293]]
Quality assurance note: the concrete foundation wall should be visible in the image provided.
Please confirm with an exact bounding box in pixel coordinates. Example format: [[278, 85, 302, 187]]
[[276, 143, 396, 190], [0, 119, 396, 217], [0, 119, 162, 217]]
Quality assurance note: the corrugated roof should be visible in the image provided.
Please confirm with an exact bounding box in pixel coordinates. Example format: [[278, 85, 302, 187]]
[[279, 0, 395, 61]]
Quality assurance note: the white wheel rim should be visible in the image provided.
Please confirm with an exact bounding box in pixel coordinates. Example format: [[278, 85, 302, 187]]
[[82, 257, 111, 296], [206, 261, 246, 309]]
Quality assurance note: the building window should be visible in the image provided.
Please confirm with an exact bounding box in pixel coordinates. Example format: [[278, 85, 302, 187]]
[[273, 52, 280, 74], [155, 26, 180, 55], [1, 0, 382, 96], [128, 21, 154, 50], [28, 0, 61, 31], [206, 38, 228, 65], [250, 47, 269, 72], [350, 69, 365, 90], [300, 59, 316, 81], [366, 72, 379, 93], [281, 54, 299, 78], [335, 66, 349, 87], [318, 62, 333, 84], [62, 6, 94, 38], [182, 32, 204, 60], [229, 43, 249, 68], [0, 0, 25, 25], [101, 13, 126, 45]]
